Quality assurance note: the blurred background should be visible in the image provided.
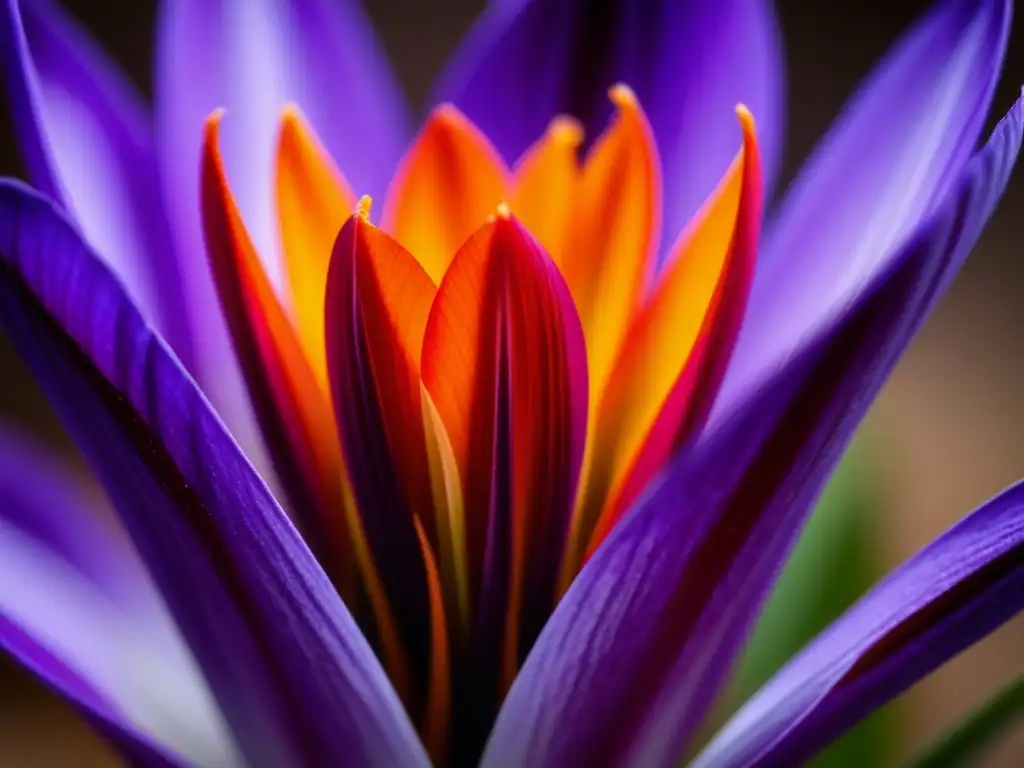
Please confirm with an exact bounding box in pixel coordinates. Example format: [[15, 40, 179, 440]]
[[0, 0, 1022, 765]]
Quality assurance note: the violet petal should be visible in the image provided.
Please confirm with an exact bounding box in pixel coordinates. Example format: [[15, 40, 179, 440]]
[[0, 0, 191, 364], [433, 0, 784, 266], [0, 429, 239, 766], [483, 91, 1023, 768], [0, 180, 429, 768], [0, 617, 186, 768], [152, 0, 411, 465], [715, 0, 1011, 425], [694, 480, 1024, 767], [155, 0, 409, 288]]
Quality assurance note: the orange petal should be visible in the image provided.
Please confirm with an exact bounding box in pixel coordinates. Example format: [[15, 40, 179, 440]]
[[415, 515, 451, 765], [201, 111, 353, 589], [510, 116, 582, 265], [203, 123, 413, 701], [382, 105, 509, 283], [561, 85, 662, 399], [326, 204, 439, 690], [276, 106, 356, 388], [422, 213, 587, 699], [582, 107, 764, 561]]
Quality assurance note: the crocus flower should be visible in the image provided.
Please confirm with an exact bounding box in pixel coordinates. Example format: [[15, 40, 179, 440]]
[[0, 0, 1022, 765]]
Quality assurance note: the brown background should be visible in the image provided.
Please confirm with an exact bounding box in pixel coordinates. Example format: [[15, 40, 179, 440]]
[[0, 0, 1022, 765]]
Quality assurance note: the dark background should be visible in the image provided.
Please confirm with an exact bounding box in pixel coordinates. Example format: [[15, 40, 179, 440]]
[[1, 0, 1022, 764]]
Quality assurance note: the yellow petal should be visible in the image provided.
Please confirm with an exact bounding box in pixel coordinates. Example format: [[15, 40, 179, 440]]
[[561, 85, 661, 400], [510, 116, 583, 264], [275, 107, 356, 389], [567, 108, 763, 578], [382, 105, 509, 283]]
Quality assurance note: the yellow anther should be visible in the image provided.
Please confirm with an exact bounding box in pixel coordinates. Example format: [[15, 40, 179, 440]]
[[357, 194, 373, 221]]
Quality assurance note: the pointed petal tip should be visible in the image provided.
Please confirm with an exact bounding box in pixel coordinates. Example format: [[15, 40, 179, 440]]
[[432, 102, 469, 128], [433, 0, 785, 271], [204, 108, 225, 133], [201, 113, 228, 177], [275, 105, 337, 165], [383, 101, 508, 283], [547, 116, 584, 148], [607, 85, 651, 132], [735, 103, 755, 131], [609, 83, 639, 109], [277, 104, 307, 141]]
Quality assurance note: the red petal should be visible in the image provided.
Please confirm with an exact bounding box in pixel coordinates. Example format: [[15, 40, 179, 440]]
[[421, 212, 587, 751], [325, 206, 439, 701], [200, 112, 356, 598], [584, 107, 763, 559]]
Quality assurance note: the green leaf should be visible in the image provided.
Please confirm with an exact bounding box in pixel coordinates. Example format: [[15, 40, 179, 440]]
[[904, 675, 1024, 768], [726, 441, 894, 767]]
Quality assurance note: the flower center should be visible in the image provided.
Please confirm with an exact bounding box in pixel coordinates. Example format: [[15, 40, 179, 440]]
[[201, 84, 762, 765]]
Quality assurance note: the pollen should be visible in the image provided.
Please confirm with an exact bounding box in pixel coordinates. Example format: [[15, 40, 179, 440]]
[[357, 194, 373, 221]]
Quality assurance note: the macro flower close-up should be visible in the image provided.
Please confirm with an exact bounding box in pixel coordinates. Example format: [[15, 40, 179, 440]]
[[1, 0, 1023, 765]]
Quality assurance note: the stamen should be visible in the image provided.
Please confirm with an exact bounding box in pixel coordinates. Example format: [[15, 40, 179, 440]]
[[357, 194, 373, 221]]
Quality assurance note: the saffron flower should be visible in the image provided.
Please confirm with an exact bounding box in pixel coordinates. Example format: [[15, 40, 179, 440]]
[[1, 0, 1023, 765]]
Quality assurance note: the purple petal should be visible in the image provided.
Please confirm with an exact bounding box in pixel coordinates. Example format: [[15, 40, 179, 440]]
[[483, 93, 1023, 768], [694, 480, 1024, 767], [152, 0, 410, 465], [419, 215, 589, 763], [715, 0, 1011, 423], [324, 215, 435, 693], [0, 0, 192, 366], [0, 616, 186, 768], [0, 425, 137, 602], [433, 0, 784, 265], [0, 431, 239, 766], [155, 0, 408, 290], [0, 180, 429, 768]]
